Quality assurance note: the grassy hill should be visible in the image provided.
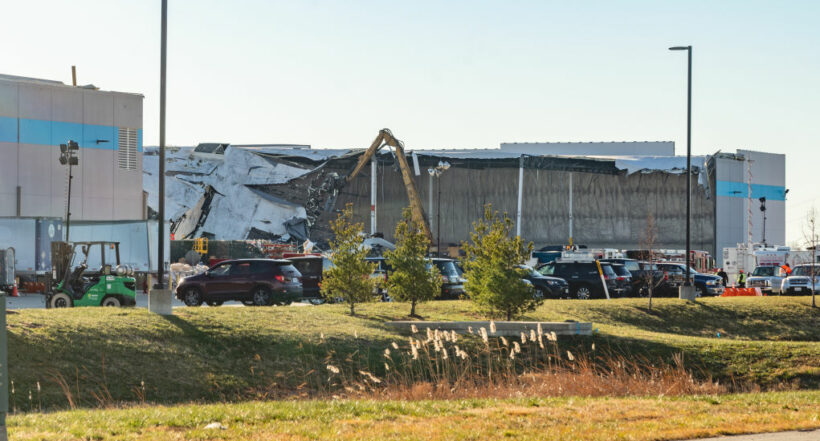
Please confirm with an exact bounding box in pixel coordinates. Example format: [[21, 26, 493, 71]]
[[7, 297, 819, 411]]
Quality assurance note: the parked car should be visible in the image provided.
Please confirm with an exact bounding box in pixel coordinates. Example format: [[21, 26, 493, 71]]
[[747, 266, 787, 295], [287, 255, 333, 300], [656, 263, 724, 297], [780, 264, 820, 295], [518, 264, 570, 299], [537, 260, 618, 300], [601, 258, 654, 297], [175, 259, 303, 307], [608, 263, 633, 297], [427, 258, 466, 299]]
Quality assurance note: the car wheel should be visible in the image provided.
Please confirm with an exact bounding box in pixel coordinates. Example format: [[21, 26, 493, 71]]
[[575, 286, 592, 300], [206, 300, 223, 307], [251, 287, 272, 306], [534, 288, 545, 300], [183, 288, 203, 307], [50, 292, 73, 308], [695, 286, 705, 298], [102, 296, 121, 307]]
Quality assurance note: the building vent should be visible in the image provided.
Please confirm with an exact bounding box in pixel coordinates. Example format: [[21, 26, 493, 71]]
[[118, 127, 138, 170]]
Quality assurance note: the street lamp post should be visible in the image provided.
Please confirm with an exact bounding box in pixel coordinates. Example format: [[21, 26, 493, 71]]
[[428, 161, 450, 256], [669, 45, 693, 289], [59, 140, 79, 242]]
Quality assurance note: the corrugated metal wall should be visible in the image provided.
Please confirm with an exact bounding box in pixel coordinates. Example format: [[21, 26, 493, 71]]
[[340, 162, 714, 253]]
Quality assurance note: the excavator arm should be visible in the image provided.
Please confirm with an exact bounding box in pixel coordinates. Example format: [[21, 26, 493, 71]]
[[347, 129, 432, 242]]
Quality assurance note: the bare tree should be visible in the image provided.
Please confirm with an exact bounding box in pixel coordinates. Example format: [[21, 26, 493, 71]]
[[804, 208, 818, 308], [639, 213, 659, 310]]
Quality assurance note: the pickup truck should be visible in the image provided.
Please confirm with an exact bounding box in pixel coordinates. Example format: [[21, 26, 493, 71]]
[[780, 264, 820, 295], [746, 266, 786, 295], [656, 263, 724, 297], [600, 258, 680, 297]]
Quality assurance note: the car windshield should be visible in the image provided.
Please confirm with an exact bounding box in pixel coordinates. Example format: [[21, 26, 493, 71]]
[[537, 264, 554, 276], [752, 267, 776, 277], [517, 265, 540, 278], [791, 266, 817, 277], [436, 261, 460, 277], [601, 264, 617, 277]]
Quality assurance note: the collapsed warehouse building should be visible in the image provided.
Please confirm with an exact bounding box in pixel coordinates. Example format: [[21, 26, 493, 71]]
[[144, 142, 725, 254]]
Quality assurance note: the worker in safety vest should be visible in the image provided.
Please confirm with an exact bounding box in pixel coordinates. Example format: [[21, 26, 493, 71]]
[[736, 269, 747, 288], [780, 263, 792, 276]]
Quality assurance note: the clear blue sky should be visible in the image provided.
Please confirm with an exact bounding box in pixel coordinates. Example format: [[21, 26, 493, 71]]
[[4, 0, 819, 243]]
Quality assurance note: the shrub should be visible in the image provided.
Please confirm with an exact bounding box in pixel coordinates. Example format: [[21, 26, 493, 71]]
[[385, 208, 442, 317], [462, 204, 538, 320], [321, 203, 380, 315]]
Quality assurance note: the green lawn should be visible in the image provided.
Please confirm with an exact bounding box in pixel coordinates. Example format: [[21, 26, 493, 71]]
[[9, 391, 820, 441], [7, 297, 819, 411]]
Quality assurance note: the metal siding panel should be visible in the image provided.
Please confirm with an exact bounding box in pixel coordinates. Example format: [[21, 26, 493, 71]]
[[51, 87, 83, 124]]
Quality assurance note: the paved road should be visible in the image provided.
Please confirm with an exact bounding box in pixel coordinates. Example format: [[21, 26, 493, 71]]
[[688, 430, 820, 441], [7, 293, 312, 309]]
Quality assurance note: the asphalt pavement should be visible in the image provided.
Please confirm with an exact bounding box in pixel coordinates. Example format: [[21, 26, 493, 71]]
[[6, 293, 311, 309]]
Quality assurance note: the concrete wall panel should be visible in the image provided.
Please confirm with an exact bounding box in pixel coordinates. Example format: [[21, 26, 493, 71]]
[[114, 94, 142, 129], [17, 84, 51, 120], [51, 87, 83, 124], [83, 90, 114, 126], [0, 142, 19, 200], [0, 81, 18, 119], [0, 194, 16, 216]]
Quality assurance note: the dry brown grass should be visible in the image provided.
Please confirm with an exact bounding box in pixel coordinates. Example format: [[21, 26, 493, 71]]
[[320, 323, 726, 401]]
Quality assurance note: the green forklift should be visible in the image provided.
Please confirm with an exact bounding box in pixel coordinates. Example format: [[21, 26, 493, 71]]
[[46, 241, 137, 308]]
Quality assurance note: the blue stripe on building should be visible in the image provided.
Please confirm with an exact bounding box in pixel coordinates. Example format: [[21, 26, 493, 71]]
[[716, 180, 786, 201], [0, 116, 141, 151]]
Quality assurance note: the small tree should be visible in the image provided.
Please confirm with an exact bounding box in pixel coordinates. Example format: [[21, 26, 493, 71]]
[[639, 213, 659, 310], [804, 208, 818, 308], [462, 204, 537, 320], [321, 203, 379, 315], [385, 208, 442, 317]]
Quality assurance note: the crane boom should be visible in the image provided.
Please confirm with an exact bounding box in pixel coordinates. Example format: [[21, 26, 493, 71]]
[[347, 129, 432, 242]]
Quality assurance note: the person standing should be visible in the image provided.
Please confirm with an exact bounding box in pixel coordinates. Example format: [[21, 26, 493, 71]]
[[780, 263, 792, 276], [717, 268, 729, 286], [736, 269, 747, 288]]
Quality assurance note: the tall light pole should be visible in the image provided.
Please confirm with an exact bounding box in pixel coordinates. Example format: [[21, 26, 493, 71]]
[[59, 140, 79, 242], [428, 161, 450, 256], [157, 0, 168, 289], [669, 45, 692, 288]]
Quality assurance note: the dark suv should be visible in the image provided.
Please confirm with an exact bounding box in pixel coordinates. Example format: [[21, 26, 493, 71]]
[[518, 265, 570, 299], [427, 258, 466, 299], [175, 259, 302, 307], [287, 255, 333, 300], [537, 260, 618, 300]]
